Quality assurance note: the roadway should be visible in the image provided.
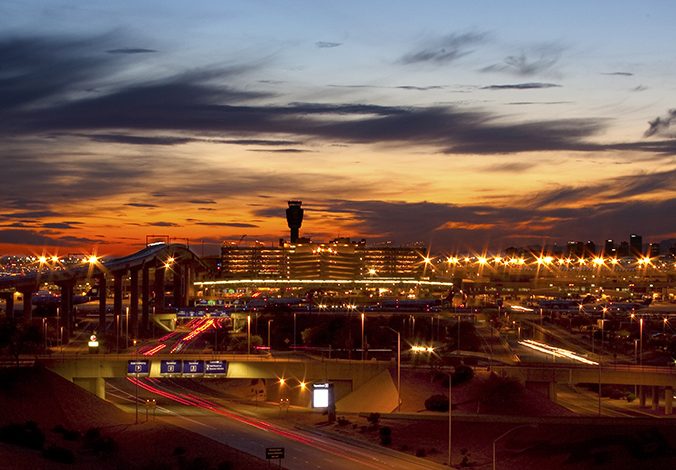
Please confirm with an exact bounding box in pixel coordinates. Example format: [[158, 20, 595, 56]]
[[106, 378, 445, 470]]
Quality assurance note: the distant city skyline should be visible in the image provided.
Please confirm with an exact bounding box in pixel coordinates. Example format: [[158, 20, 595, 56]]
[[1, 1, 674, 255]]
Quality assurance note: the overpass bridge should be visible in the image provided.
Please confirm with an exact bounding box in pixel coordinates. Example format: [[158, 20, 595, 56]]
[[493, 363, 676, 414], [40, 354, 398, 413], [0, 243, 205, 341]]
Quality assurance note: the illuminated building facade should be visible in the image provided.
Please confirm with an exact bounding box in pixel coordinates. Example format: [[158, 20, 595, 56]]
[[220, 239, 424, 280]]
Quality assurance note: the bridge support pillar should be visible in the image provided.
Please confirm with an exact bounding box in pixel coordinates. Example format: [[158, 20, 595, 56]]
[[651, 386, 659, 411], [19, 288, 35, 323], [639, 386, 647, 407], [665, 387, 673, 415], [184, 265, 193, 307], [1, 293, 14, 318], [525, 381, 557, 402], [98, 274, 106, 333], [113, 271, 123, 351], [141, 264, 150, 336], [154, 265, 165, 314], [72, 377, 106, 400], [58, 282, 74, 342], [172, 264, 183, 309], [129, 268, 139, 339]]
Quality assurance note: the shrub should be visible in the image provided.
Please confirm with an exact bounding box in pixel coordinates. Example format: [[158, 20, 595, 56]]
[[53, 424, 80, 441], [451, 364, 474, 386], [0, 421, 45, 450], [43, 445, 75, 464], [379, 426, 392, 446], [366, 412, 381, 427], [83, 428, 117, 455], [416, 448, 427, 457], [336, 417, 351, 427], [626, 392, 636, 403], [424, 394, 449, 412]]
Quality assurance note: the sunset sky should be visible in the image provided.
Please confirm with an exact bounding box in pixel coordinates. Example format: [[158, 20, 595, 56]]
[[1, 0, 675, 256]]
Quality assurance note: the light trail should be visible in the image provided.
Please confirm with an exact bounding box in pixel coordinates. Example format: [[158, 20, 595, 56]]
[[126, 377, 384, 469], [143, 344, 167, 356], [518, 339, 598, 365]]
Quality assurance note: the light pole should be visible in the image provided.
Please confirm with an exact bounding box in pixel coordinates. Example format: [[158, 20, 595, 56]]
[[267, 319, 273, 350], [361, 312, 365, 361], [125, 307, 130, 349], [134, 339, 139, 424], [448, 366, 455, 468], [492, 424, 537, 470], [293, 312, 297, 351], [247, 314, 251, 356], [639, 317, 643, 367], [381, 326, 401, 411]]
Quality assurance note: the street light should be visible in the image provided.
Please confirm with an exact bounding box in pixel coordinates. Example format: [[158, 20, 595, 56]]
[[639, 317, 643, 367], [134, 339, 139, 424], [293, 312, 297, 351], [448, 366, 456, 468], [492, 424, 537, 470], [267, 319, 273, 349], [247, 314, 251, 356], [380, 326, 401, 411], [361, 312, 365, 361]]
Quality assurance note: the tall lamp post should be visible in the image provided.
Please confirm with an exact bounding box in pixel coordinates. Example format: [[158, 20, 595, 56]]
[[448, 366, 456, 468], [133, 339, 139, 424], [267, 319, 273, 350], [380, 327, 401, 411], [639, 317, 643, 367], [247, 314, 251, 356], [493, 424, 537, 470], [361, 312, 365, 361]]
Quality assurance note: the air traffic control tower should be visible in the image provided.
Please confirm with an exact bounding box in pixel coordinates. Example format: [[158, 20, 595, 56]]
[[286, 200, 304, 243]]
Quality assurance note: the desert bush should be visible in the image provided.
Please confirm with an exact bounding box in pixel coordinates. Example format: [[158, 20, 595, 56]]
[[0, 421, 45, 450], [43, 445, 75, 464], [366, 412, 381, 427], [416, 448, 427, 457], [336, 416, 351, 427], [424, 394, 449, 412], [379, 426, 392, 446]]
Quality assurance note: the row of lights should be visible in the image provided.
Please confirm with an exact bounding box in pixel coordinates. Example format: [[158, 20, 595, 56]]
[[423, 255, 664, 268], [35, 255, 176, 268]]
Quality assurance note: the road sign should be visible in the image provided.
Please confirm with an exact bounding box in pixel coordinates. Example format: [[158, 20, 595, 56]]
[[127, 360, 150, 375], [205, 360, 227, 375], [265, 447, 285, 459], [182, 360, 204, 375], [160, 360, 182, 375]]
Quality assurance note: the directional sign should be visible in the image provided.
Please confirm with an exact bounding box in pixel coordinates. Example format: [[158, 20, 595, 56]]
[[204, 360, 227, 375], [265, 447, 285, 459], [127, 360, 150, 375], [182, 360, 204, 375], [160, 360, 183, 375]]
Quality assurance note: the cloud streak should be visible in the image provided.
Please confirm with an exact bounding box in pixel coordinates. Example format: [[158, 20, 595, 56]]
[[399, 32, 488, 65]]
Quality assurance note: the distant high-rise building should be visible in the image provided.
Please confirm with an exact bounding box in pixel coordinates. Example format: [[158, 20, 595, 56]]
[[585, 241, 596, 257], [286, 200, 304, 244], [630, 233, 643, 256], [566, 241, 584, 258], [618, 241, 630, 257], [603, 239, 616, 257], [648, 242, 660, 257]]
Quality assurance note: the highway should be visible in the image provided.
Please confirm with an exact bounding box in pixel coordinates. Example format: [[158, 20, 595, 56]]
[[106, 379, 445, 470]]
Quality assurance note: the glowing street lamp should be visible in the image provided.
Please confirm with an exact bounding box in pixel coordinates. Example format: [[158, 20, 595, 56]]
[[247, 314, 251, 356]]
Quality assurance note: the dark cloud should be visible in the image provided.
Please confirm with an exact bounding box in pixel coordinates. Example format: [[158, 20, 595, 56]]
[[507, 101, 572, 105], [481, 83, 561, 90], [223, 139, 301, 146], [41, 222, 80, 229], [247, 148, 310, 153], [187, 199, 216, 205], [483, 162, 536, 173], [195, 222, 259, 228], [395, 85, 444, 91], [106, 48, 157, 54], [125, 203, 159, 208], [0, 229, 99, 246], [315, 41, 342, 49], [601, 72, 633, 76], [481, 51, 561, 76], [0, 210, 60, 219], [644, 109, 676, 137], [310, 197, 676, 250], [87, 134, 197, 145], [399, 32, 488, 65], [528, 169, 676, 207], [632, 85, 647, 92], [146, 221, 180, 227]]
